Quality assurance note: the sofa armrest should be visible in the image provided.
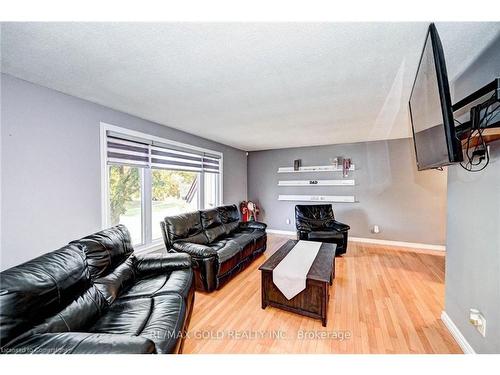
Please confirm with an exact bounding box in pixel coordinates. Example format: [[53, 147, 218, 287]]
[[328, 220, 350, 232], [297, 230, 309, 240], [135, 252, 191, 277], [5, 332, 156, 354], [239, 221, 267, 231], [172, 242, 217, 258]]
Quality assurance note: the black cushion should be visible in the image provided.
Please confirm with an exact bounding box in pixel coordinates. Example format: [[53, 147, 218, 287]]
[[200, 208, 226, 242], [72, 225, 134, 279], [90, 294, 186, 354], [163, 211, 208, 245], [307, 231, 344, 241], [0, 243, 90, 347]]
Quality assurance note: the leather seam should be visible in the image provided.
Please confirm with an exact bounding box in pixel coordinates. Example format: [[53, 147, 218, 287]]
[[136, 298, 154, 336], [57, 312, 72, 332], [37, 268, 61, 305]]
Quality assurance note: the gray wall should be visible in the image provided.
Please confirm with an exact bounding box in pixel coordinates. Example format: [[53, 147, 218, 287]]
[[445, 34, 500, 353], [248, 138, 447, 245], [0, 74, 247, 270]]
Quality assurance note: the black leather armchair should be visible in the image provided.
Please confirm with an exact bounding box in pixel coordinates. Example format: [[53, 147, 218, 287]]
[[295, 204, 350, 255]]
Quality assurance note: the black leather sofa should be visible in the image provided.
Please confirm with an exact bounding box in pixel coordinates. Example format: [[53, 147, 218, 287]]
[[0, 225, 194, 354], [161, 204, 267, 292], [295, 204, 350, 255]]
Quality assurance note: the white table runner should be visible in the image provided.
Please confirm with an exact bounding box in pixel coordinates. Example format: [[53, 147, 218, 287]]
[[272, 240, 322, 300]]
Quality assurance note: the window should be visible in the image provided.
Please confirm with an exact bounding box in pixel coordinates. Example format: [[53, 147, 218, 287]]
[[101, 123, 222, 249], [108, 165, 143, 245], [151, 169, 199, 240]]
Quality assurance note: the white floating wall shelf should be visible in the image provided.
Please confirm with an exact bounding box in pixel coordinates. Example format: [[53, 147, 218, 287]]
[[278, 179, 355, 186], [278, 194, 356, 203], [277, 165, 355, 173]]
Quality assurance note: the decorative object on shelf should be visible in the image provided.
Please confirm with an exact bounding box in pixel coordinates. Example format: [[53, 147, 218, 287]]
[[278, 194, 356, 203], [277, 164, 355, 173], [342, 158, 352, 178], [332, 157, 338, 169], [240, 200, 260, 221], [293, 159, 301, 171], [278, 179, 355, 186]]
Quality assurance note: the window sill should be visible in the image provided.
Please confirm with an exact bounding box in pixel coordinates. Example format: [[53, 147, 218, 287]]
[[135, 241, 166, 255]]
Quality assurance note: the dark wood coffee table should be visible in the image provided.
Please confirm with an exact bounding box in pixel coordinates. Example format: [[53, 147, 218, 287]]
[[259, 240, 336, 326]]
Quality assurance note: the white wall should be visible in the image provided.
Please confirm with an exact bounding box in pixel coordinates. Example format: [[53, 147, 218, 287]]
[[444, 34, 500, 353], [0, 74, 247, 270]]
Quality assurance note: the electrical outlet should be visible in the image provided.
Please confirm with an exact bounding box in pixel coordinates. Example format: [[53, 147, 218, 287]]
[[286, 218, 291, 225], [470, 309, 486, 337]]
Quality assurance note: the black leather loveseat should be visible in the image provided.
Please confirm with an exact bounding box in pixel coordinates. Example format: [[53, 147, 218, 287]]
[[0, 225, 194, 354], [160, 204, 267, 292]]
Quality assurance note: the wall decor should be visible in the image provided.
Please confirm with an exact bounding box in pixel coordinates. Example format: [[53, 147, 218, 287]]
[[277, 164, 355, 173], [343, 158, 352, 178], [278, 179, 355, 186], [278, 195, 356, 203], [293, 159, 301, 171]]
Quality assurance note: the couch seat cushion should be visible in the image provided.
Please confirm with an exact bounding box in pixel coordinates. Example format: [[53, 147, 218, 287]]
[[89, 294, 186, 354], [119, 268, 193, 301], [307, 231, 343, 242], [226, 232, 255, 249], [211, 240, 241, 262]]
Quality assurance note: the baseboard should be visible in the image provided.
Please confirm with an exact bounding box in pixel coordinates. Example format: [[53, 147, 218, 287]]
[[266, 229, 446, 252], [349, 236, 446, 252], [441, 311, 475, 354], [266, 229, 296, 236]]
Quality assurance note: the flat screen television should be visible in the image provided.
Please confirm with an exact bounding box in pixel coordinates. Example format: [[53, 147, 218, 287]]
[[409, 23, 463, 171]]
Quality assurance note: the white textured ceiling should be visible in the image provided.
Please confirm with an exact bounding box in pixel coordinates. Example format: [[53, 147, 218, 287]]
[[1, 22, 499, 151]]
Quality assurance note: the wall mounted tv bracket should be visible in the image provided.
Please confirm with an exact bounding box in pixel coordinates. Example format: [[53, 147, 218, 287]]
[[454, 77, 500, 138]]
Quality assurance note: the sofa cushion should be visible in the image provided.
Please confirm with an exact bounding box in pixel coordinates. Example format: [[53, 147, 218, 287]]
[[217, 205, 241, 234], [307, 231, 343, 242], [217, 204, 240, 223], [295, 204, 336, 232], [119, 268, 193, 301], [26, 285, 108, 338], [208, 240, 242, 275], [92, 255, 137, 304], [0, 243, 90, 347], [227, 231, 255, 249], [89, 295, 186, 354], [138, 294, 187, 354], [163, 212, 208, 245], [200, 208, 226, 242], [72, 225, 134, 279]]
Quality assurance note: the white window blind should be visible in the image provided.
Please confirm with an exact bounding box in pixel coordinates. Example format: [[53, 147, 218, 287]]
[[106, 131, 221, 173]]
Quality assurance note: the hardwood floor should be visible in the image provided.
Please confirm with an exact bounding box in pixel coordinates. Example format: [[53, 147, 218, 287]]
[[183, 234, 462, 354]]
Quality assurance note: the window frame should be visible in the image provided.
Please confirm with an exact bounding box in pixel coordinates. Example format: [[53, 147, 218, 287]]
[[100, 122, 223, 253]]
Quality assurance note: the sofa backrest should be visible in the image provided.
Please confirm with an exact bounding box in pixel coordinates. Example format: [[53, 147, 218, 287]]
[[161, 205, 241, 248], [295, 204, 335, 231], [0, 243, 92, 348], [0, 225, 137, 349], [162, 211, 209, 248], [72, 225, 137, 304], [200, 208, 226, 242], [217, 205, 240, 234]]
